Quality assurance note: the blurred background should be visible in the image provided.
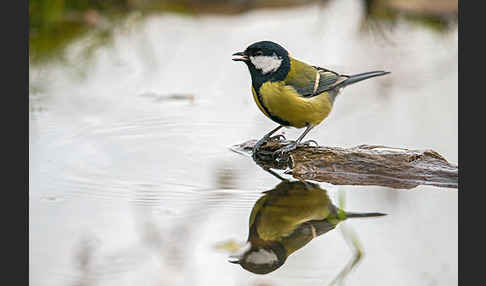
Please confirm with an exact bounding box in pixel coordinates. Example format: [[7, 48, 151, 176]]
[[29, 0, 458, 285]]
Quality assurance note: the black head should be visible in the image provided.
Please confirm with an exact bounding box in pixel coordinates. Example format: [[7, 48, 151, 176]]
[[232, 41, 291, 88], [229, 242, 287, 275]]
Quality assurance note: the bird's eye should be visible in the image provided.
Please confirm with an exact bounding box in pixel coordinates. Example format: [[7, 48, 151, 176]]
[[255, 50, 263, 56]]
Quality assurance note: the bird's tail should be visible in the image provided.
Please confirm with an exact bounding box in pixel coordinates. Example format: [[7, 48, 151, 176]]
[[345, 211, 387, 218], [339, 71, 390, 88]]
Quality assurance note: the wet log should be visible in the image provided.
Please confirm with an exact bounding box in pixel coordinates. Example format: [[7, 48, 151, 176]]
[[231, 139, 458, 190]]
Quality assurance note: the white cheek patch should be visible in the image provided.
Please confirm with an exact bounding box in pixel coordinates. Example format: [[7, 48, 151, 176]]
[[250, 54, 283, 74], [246, 249, 278, 265]]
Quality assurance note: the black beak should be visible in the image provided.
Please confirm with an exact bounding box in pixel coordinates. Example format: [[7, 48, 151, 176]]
[[228, 255, 241, 264], [232, 51, 249, 62]]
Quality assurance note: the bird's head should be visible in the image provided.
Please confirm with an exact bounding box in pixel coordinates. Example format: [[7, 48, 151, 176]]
[[232, 41, 290, 84], [228, 242, 287, 274]]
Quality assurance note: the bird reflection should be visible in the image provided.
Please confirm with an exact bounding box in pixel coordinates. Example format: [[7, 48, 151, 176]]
[[229, 179, 386, 276]]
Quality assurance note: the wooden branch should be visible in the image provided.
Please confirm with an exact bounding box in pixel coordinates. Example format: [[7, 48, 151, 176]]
[[231, 139, 458, 190]]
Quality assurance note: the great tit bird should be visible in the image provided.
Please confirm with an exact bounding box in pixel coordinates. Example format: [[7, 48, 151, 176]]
[[229, 180, 386, 274], [232, 41, 390, 159]]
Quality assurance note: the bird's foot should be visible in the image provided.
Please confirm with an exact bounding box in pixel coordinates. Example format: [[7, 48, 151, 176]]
[[252, 134, 286, 159], [272, 142, 297, 161], [252, 137, 272, 159], [298, 140, 319, 147]]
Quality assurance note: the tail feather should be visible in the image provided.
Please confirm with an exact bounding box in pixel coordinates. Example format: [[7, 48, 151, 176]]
[[346, 212, 387, 218], [339, 71, 390, 88]]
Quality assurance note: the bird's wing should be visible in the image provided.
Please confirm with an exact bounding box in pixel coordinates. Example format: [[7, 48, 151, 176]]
[[256, 187, 331, 241], [286, 64, 348, 98], [306, 66, 349, 97]]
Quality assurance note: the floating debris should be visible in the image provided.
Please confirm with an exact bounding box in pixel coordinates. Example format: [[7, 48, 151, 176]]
[[139, 91, 195, 103]]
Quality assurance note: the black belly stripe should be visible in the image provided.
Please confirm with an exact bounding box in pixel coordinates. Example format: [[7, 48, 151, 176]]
[[254, 87, 291, 126]]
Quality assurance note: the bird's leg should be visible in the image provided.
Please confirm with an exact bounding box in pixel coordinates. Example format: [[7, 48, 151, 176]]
[[273, 125, 314, 160], [252, 125, 284, 159]]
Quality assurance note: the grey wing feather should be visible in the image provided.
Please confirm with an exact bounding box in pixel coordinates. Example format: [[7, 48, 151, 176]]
[[300, 66, 348, 98]]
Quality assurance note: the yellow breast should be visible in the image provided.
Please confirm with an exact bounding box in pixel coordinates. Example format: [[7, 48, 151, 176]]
[[256, 81, 333, 128], [252, 86, 271, 118]]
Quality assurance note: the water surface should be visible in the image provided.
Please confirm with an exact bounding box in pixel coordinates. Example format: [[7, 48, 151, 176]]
[[30, 1, 457, 285]]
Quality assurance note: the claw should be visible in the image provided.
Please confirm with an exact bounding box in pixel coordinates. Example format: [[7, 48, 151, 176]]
[[272, 142, 297, 160], [253, 133, 287, 160], [252, 137, 269, 159], [252, 145, 263, 159]]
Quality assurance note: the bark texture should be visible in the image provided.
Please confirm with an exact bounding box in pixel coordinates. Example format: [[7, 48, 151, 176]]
[[231, 139, 458, 190]]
